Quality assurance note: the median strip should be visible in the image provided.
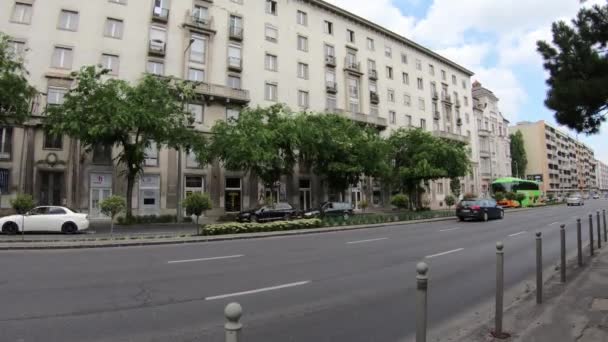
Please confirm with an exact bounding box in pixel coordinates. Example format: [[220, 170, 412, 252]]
[[425, 248, 464, 259], [346, 237, 388, 245], [205, 281, 311, 301], [167, 254, 244, 264]]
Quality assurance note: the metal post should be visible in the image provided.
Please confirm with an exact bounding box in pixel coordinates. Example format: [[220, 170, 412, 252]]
[[560, 224, 566, 283], [577, 218, 583, 267], [416, 262, 429, 342], [495, 242, 504, 336], [224, 302, 242, 342], [603, 209, 607, 243], [589, 214, 594, 257], [597, 211, 602, 249], [536, 232, 542, 304]]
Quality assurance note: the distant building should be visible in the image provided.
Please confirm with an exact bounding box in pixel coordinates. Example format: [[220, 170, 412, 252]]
[[596, 159, 608, 194]]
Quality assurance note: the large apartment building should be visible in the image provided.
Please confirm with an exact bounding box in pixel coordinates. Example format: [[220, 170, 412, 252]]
[[596, 159, 608, 194], [0, 0, 477, 216], [509, 121, 597, 196], [471, 81, 511, 196]]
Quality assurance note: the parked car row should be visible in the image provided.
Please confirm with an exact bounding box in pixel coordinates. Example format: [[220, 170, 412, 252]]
[[236, 201, 354, 223]]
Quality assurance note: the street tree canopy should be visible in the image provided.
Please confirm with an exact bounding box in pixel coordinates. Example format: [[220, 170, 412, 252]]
[[45, 66, 199, 218], [0, 33, 37, 124], [510, 130, 527, 178], [537, 2, 608, 134]]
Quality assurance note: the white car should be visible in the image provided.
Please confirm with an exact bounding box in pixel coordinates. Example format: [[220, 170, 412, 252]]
[[0, 206, 89, 235], [566, 195, 584, 206]]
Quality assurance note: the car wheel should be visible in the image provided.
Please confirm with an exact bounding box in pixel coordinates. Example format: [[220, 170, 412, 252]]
[[458, 216, 464, 222], [250, 215, 259, 223], [499, 210, 504, 220], [483, 212, 489, 222], [2, 222, 19, 235], [61, 222, 78, 234]]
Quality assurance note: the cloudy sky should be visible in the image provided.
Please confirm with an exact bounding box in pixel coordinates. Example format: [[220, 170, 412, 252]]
[[326, 0, 608, 164]]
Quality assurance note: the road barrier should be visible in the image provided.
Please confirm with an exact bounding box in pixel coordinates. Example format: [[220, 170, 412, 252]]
[[493, 241, 506, 338], [589, 214, 594, 256], [597, 211, 602, 249], [536, 232, 542, 304], [416, 262, 429, 342], [577, 218, 583, 267], [604, 209, 607, 243], [224, 302, 243, 342], [560, 224, 566, 283]]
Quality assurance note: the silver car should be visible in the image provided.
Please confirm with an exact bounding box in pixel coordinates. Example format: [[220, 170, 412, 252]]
[[566, 195, 584, 206]]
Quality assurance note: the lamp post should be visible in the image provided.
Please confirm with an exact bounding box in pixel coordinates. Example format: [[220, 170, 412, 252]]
[[176, 38, 196, 223]]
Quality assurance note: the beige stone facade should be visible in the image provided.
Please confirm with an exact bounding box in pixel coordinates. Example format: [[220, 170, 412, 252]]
[[596, 159, 608, 193], [0, 0, 477, 216]]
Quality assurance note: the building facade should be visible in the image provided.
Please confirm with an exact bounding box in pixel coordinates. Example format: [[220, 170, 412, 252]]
[[0, 0, 477, 216], [509, 120, 597, 196], [471, 81, 511, 196], [596, 159, 608, 194]]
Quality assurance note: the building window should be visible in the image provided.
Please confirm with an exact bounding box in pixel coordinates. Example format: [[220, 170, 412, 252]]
[[367, 59, 376, 73], [298, 90, 309, 108], [226, 107, 240, 121], [370, 104, 379, 116], [0, 127, 13, 160], [347, 29, 355, 43], [225, 177, 242, 212], [401, 53, 408, 64], [402, 94, 411, 107], [144, 141, 159, 167], [92, 144, 112, 164], [101, 54, 120, 75], [297, 62, 309, 79], [104, 18, 124, 39], [428, 64, 434, 76], [43, 132, 63, 150], [11, 2, 32, 24], [464, 96, 469, 106], [265, 82, 278, 101], [51, 47, 73, 69], [465, 113, 470, 124], [441, 70, 446, 81], [386, 66, 393, 79], [324, 20, 333, 35], [347, 77, 360, 113], [265, 54, 277, 71], [8, 40, 26, 59], [297, 10, 307, 26], [388, 89, 395, 103], [462, 79, 467, 89], [47, 87, 67, 106], [369, 80, 377, 95], [187, 103, 203, 124], [417, 77, 424, 90], [266, 0, 277, 15], [297, 35, 308, 52], [418, 98, 425, 111], [402, 72, 409, 85], [324, 44, 335, 57], [385, 46, 392, 58], [452, 74, 457, 85], [190, 35, 206, 64], [227, 44, 242, 69], [420, 118, 426, 130], [58, 10, 79, 31], [406, 114, 412, 126], [326, 94, 337, 111], [227, 75, 241, 89], [146, 60, 164, 75], [265, 25, 278, 43], [186, 153, 201, 169], [389, 111, 396, 124], [437, 182, 444, 194], [188, 68, 205, 82], [416, 59, 422, 70], [367, 38, 374, 51]]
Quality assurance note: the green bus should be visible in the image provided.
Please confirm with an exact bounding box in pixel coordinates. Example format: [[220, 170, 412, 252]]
[[491, 177, 542, 207]]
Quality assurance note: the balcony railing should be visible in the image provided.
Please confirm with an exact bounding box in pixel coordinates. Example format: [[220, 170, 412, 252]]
[[455, 98, 461, 108], [344, 58, 361, 73], [433, 111, 440, 120], [227, 57, 242, 71], [325, 55, 336, 67], [431, 90, 439, 100], [184, 10, 214, 32], [194, 82, 250, 104], [456, 117, 463, 126], [152, 7, 170, 22], [370, 91, 379, 104], [432, 129, 470, 144], [148, 40, 166, 56], [325, 81, 337, 93], [229, 25, 244, 41], [368, 69, 378, 80], [441, 93, 452, 104]]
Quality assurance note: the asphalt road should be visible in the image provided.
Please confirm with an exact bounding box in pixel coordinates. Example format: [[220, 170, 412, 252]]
[[0, 201, 606, 342]]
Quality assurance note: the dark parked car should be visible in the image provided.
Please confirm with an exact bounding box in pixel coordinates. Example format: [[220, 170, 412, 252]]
[[236, 202, 297, 223], [303, 202, 354, 219], [456, 199, 504, 222]]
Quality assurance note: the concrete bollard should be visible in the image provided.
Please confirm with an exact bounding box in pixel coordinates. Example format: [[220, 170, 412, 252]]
[[603, 209, 607, 243], [416, 262, 429, 342], [577, 218, 583, 267], [224, 302, 243, 342], [560, 224, 566, 283], [494, 241, 505, 337], [589, 214, 594, 257], [536, 232, 542, 304], [598, 211, 602, 249]]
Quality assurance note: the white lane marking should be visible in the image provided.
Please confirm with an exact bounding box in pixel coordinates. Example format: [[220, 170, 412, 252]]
[[425, 248, 464, 259], [439, 227, 462, 232], [346, 237, 388, 245], [508, 231, 527, 237], [205, 281, 311, 301], [550, 222, 560, 225], [167, 254, 244, 264]]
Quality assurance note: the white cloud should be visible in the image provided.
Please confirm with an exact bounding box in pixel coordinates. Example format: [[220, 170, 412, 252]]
[[434, 43, 492, 70], [325, 0, 416, 37], [473, 68, 527, 124], [498, 29, 552, 67]]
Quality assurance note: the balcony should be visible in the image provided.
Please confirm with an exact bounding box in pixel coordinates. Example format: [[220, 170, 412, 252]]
[[344, 58, 363, 75], [148, 39, 166, 57], [478, 128, 491, 136], [193, 82, 250, 104], [152, 7, 170, 23], [432, 130, 470, 144], [368, 69, 378, 80], [433, 111, 441, 120], [332, 108, 388, 129], [229, 25, 243, 41], [455, 98, 461, 108], [456, 117, 463, 126], [184, 10, 215, 34], [325, 55, 336, 67], [325, 81, 337, 94], [481, 172, 492, 179], [227, 57, 242, 72], [431, 90, 439, 100], [441, 93, 452, 104], [479, 149, 490, 157], [370, 91, 379, 104]]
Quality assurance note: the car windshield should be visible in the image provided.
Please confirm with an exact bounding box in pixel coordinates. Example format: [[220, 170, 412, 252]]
[[460, 200, 481, 206]]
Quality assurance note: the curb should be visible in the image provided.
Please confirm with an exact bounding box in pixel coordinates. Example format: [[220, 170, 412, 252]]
[[0, 216, 456, 250]]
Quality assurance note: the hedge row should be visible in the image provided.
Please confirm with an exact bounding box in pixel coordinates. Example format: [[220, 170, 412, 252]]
[[117, 215, 193, 225], [201, 219, 323, 235], [322, 210, 454, 227]]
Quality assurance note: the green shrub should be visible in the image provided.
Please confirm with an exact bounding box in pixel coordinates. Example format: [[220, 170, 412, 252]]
[[494, 192, 505, 202], [390, 194, 409, 209], [100, 195, 126, 235], [10, 194, 35, 215], [201, 219, 323, 236], [444, 195, 456, 208], [182, 193, 212, 234], [515, 193, 526, 204], [117, 214, 177, 225], [505, 192, 516, 201]]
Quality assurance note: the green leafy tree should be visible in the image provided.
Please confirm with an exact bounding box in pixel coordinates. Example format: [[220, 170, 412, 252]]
[[509, 131, 527, 178], [505, 191, 516, 201], [0, 33, 37, 124], [450, 178, 462, 198], [10, 194, 34, 214], [390, 194, 408, 209], [444, 195, 456, 209], [45, 66, 199, 218], [100, 195, 126, 235], [182, 193, 212, 234], [494, 191, 506, 202], [209, 105, 296, 204], [515, 192, 527, 205], [359, 199, 369, 212], [537, 2, 608, 133]]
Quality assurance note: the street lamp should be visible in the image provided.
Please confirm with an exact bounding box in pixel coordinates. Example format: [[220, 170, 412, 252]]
[[176, 38, 196, 223]]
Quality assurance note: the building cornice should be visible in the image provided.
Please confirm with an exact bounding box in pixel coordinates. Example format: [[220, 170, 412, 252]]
[[306, 0, 474, 77]]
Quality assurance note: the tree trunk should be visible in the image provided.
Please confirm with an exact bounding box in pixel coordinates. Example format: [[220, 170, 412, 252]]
[[196, 215, 200, 235], [126, 173, 135, 219]]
